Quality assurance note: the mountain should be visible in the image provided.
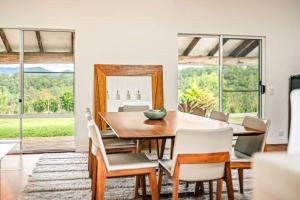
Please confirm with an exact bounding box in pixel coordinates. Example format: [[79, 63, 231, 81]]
[[24, 67, 51, 73], [0, 67, 52, 74], [0, 67, 19, 74]]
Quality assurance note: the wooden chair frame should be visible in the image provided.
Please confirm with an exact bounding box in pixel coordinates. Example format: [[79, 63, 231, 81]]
[[158, 152, 234, 200], [93, 151, 159, 200]]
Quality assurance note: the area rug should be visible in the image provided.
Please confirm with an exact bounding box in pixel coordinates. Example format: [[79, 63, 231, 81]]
[[22, 152, 252, 200]]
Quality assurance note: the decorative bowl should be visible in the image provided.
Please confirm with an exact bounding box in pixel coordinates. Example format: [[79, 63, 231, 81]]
[[143, 108, 167, 120]]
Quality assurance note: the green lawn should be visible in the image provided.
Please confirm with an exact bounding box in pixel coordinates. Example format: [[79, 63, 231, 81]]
[[0, 118, 74, 138]]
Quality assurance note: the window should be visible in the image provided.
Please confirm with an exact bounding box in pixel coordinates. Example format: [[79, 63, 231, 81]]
[[178, 35, 264, 123]]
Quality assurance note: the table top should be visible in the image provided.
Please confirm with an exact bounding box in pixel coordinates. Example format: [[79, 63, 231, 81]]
[[99, 111, 264, 139], [0, 143, 16, 160]]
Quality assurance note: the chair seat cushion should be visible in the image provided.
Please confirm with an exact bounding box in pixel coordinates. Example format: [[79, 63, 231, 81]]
[[108, 153, 157, 171], [103, 138, 136, 149], [101, 130, 117, 139], [231, 149, 252, 162]]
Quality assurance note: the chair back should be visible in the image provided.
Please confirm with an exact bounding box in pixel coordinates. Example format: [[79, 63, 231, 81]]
[[122, 105, 149, 112], [192, 107, 206, 117], [235, 116, 270, 156], [288, 89, 300, 153], [210, 111, 229, 122], [171, 127, 233, 181], [86, 119, 110, 171]]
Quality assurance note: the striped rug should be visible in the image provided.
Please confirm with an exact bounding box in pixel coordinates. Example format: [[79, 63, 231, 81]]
[[22, 152, 252, 200]]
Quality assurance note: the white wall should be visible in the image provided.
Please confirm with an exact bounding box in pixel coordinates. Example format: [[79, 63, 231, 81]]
[[1, 0, 299, 150]]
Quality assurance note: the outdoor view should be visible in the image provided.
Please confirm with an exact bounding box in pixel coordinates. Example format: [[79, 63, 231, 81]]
[[0, 64, 74, 140], [178, 36, 260, 123], [0, 29, 75, 151]]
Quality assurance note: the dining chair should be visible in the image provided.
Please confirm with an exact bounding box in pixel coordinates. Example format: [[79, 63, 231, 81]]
[[288, 89, 300, 154], [85, 108, 116, 139], [192, 107, 207, 117], [84, 108, 136, 179], [158, 127, 234, 200], [209, 111, 229, 122], [231, 116, 270, 194], [87, 118, 159, 200]]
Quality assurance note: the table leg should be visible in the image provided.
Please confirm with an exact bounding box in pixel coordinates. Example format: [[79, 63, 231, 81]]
[[159, 139, 166, 159]]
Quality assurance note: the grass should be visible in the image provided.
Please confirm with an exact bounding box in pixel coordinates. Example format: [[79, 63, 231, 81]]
[[0, 118, 74, 138]]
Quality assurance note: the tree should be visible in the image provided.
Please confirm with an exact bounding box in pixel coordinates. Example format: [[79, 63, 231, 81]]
[[49, 98, 58, 113], [60, 91, 74, 112], [33, 98, 47, 113]]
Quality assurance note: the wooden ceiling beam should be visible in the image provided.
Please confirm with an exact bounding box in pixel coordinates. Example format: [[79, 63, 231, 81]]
[[0, 28, 12, 53], [182, 37, 201, 56], [35, 31, 44, 53], [0, 52, 73, 64], [238, 40, 259, 57], [179, 55, 258, 66], [207, 38, 229, 56], [229, 39, 254, 57]]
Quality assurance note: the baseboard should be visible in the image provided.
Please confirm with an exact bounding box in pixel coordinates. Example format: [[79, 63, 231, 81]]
[[266, 137, 289, 144]]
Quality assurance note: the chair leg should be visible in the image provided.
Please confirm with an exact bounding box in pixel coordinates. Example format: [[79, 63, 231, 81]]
[[194, 181, 204, 196], [216, 179, 223, 200], [158, 167, 164, 195], [135, 176, 141, 198], [96, 163, 106, 200], [149, 140, 152, 153], [141, 175, 147, 200], [170, 138, 175, 159], [91, 155, 97, 200], [172, 176, 180, 200], [88, 139, 92, 178], [209, 181, 213, 200], [159, 139, 166, 159], [185, 182, 189, 188], [148, 170, 159, 200], [156, 139, 160, 159], [225, 163, 234, 200], [238, 169, 244, 194]]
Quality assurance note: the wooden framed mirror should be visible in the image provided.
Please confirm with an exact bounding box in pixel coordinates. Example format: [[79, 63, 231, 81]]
[[94, 64, 164, 130]]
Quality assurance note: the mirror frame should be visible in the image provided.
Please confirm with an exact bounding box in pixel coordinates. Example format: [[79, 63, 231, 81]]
[[94, 64, 164, 129]]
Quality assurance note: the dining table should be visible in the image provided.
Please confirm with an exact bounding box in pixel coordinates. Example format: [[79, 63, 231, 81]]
[[99, 111, 264, 159]]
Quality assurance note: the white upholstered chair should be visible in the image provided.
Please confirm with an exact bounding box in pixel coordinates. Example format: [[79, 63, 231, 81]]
[[209, 111, 229, 122], [158, 128, 234, 200], [231, 116, 270, 194], [123, 105, 149, 112], [86, 118, 159, 200], [84, 108, 116, 139], [288, 89, 300, 154]]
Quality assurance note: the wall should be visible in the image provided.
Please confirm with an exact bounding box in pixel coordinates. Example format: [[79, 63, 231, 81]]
[[1, 0, 299, 150]]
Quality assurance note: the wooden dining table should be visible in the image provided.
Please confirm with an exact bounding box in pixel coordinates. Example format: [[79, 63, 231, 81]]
[[99, 111, 264, 159]]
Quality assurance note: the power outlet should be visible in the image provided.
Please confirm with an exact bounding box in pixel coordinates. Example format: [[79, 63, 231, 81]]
[[278, 131, 285, 136]]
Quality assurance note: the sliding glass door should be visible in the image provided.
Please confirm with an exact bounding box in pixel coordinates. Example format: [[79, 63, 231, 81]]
[[0, 28, 75, 153], [178, 34, 264, 123], [0, 28, 21, 152]]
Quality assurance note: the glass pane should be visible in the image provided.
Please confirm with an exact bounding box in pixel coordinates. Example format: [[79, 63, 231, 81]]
[[222, 38, 260, 123], [23, 30, 74, 114], [22, 118, 75, 151], [0, 29, 20, 114], [178, 36, 219, 115], [22, 30, 75, 152], [106, 76, 152, 112], [24, 73, 74, 114]]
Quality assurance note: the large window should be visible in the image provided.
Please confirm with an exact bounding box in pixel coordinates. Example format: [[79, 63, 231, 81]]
[[178, 35, 264, 123], [0, 28, 75, 152]]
